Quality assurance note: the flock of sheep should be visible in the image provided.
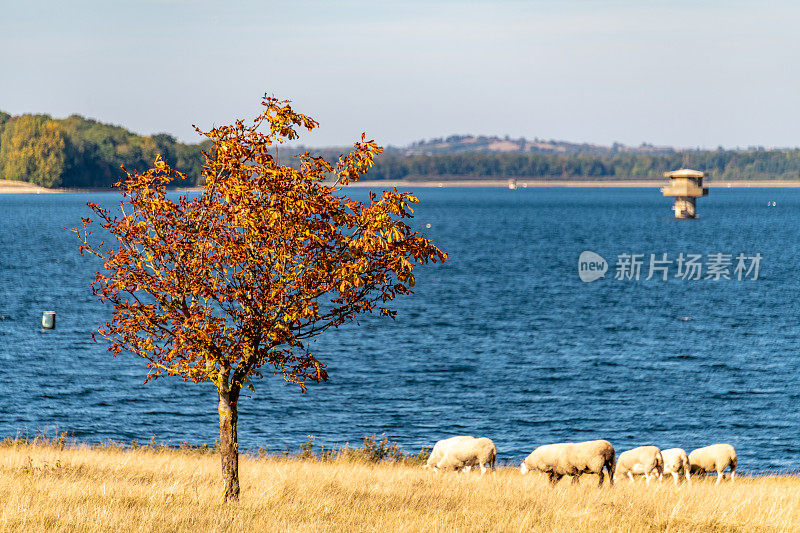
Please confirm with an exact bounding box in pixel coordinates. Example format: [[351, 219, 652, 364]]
[[425, 436, 738, 486]]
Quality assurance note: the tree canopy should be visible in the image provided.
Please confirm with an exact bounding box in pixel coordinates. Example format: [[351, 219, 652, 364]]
[[0, 114, 66, 187], [0, 112, 208, 188]]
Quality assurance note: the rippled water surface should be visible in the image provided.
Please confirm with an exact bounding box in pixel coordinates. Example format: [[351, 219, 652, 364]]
[[1, 188, 798, 472]]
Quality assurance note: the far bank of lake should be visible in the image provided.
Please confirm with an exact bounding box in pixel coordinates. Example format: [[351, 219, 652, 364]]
[[7, 177, 800, 194]]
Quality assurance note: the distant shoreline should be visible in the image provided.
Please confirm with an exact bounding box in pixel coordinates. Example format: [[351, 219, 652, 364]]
[[5, 178, 800, 194], [0, 180, 63, 194], [351, 179, 800, 188]]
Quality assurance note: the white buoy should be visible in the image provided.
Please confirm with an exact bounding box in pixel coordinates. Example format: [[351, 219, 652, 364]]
[[42, 311, 55, 329]]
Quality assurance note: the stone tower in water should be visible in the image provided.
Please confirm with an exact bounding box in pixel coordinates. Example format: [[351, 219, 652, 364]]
[[661, 168, 709, 218]]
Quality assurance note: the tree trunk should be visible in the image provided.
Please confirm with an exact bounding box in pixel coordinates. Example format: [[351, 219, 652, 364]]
[[218, 388, 240, 502]]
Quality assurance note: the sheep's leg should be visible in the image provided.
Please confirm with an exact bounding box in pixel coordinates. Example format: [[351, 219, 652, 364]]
[[548, 472, 562, 485], [463, 465, 472, 474], [716, 471, 722, 485], [480, 463, 487, 475], [570, 475, 580, 485], [685, 467, 691, 485], [672, 472, 678, 486], [730, 467, 735, 482], [627, 472, 634, 483], [644, 471, 651, 485], [597, 470, 605, 487]]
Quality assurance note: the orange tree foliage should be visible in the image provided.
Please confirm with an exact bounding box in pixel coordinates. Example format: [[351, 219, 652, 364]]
[[73, 96, 446, 500], [75, 96, 446, 389]]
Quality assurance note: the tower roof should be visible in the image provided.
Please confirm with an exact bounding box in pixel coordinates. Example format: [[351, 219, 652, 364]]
[[664, 168, 704, 178]]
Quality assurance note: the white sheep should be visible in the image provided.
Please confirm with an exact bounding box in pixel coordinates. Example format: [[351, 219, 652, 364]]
[[688, 444, 737, 485], [520, 439, 615, 486], [660, 448, 691, 485], [614, 446, 663, 484], [425, 436, 473, 471], [435, 437, 497, 474]]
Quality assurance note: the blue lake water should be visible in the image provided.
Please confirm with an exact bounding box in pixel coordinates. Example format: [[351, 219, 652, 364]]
[[0, 187, 798, 472]]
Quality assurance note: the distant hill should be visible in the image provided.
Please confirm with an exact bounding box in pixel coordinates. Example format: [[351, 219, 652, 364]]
[[2, 110, 799, 188], [386, 134, 679, 156], [303, 136, 800, 183], [296, 135, 681, 161]]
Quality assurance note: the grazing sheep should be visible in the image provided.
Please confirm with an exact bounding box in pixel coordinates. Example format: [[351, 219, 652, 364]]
[[614, 446, 663, 484], [425, 436, 474, 471], [661, 448, 691, 485], [435, 437, 497, 475], [520, 440, 615, 486], [688, 444, 737, 485]]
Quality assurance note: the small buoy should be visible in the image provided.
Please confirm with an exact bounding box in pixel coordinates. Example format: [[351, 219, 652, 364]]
[[678, 316, 692, 322], [42, 311, 56, 329], [425, 223, 431, 229]]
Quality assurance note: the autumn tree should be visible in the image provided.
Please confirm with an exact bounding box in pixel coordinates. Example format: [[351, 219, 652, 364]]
[[73, 95, 446, 502]]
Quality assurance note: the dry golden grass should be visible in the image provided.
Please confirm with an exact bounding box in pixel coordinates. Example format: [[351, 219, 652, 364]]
[[0, 441, 798, 532]]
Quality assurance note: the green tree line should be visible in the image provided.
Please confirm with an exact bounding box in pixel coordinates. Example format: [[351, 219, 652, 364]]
[[3, 109, 800, 188], [366, 151, 800, 181], [0, 112, 209, 188]]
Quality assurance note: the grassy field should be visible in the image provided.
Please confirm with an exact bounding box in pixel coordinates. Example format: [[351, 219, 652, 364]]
[[0, 439, 798, 532]]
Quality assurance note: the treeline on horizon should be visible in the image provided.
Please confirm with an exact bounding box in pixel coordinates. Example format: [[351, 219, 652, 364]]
[[367, 150, 800, 182], [3, 110, 800, 188], [0, 111, 210, 188]]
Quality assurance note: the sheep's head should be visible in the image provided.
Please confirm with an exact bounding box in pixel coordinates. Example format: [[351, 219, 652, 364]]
[[521, 456, 540, 474], [423, 461, 438, 471], [423, 461, 441, 473]]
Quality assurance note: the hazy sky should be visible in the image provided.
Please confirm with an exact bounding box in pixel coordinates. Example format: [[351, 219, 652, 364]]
[[2, 0, 799, 149]]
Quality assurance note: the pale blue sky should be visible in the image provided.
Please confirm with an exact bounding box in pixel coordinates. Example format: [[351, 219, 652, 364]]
[[2, 1, 798, 148]]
